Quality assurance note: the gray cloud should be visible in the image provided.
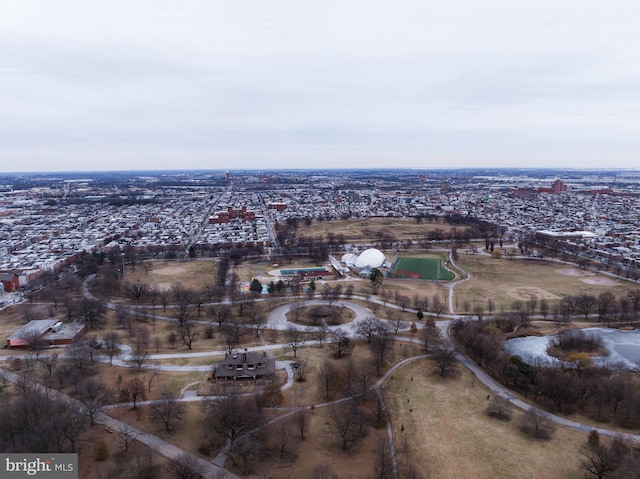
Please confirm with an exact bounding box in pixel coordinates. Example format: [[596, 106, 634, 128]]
[[1, 0, 639, 171]]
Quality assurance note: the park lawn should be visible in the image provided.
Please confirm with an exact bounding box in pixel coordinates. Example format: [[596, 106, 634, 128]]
[[386, 358, 584, 479], [296, 218, 458, 243], [454, 253, 640, 314], [122, 259, 218, 292]]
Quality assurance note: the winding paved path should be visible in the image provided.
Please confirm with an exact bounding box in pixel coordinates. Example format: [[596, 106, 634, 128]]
[[70, 270, 640, 476]]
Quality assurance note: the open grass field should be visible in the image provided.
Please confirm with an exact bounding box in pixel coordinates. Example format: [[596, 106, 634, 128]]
[[386, 358, 584, 479], [296, 218, 457, 243], [390, 256, 456, 281], [124, 259, 218, 291], [454, 253, 640, 313]]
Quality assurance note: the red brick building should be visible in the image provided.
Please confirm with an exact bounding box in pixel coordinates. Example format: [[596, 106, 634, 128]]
[[0, 273, 20, 292], [209, 206, 256, 224]]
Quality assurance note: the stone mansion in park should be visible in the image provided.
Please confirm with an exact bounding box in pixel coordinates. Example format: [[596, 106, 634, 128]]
[[213, 348, 276, 381]]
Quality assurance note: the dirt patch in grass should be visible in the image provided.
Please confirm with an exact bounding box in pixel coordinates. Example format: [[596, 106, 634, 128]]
[[581, 276, 618, 286], [151, 266, 186, 276], [556, 268, 589, 277], [507, 286, 561, 301], [386, 358, 585, 479]]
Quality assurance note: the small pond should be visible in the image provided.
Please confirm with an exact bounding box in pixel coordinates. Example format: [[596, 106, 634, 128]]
[[504, 328, 640, 369]]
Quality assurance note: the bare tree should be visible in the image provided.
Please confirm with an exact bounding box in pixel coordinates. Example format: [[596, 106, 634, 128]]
[[135, 326, 151, 350], [433, 344, 456, 377], [229, 433, 260, 475], [431, 294, 445, 317], [420, 317, 440, 353], [208, 304, 230, 329], [102, 331, 120, 366], [519, 407, 555, 439], [326, 403, 366, 452], [79, 378, 113, 425], [487, 298, 496, 315], [131, 449, 159, 479], [124, 280, 151, 302], [294, 355, 309, 382], [579, 442, 620, 479], [397, 295, 410, 312], [294, 406, 309, 440], [373, 435, 395, 479], [159, 289, 171, 312], [371, 320, 393, 375], [308, 464, 338, 479], [19, 328, 47, 359], [125, 377, 146, 409], [387, 311, 406, 334], [150, 390, 186, 432], [285, 326, 306, 358], [252, 310, 267, 338], [275, 419, 292, 459], [223, 316, 247, 353], [168, 453, 205, 479], [0, 389, 87, 453], [318, 359, 337, 401], [539, 298, 549, 319], [356, 316, 378, 343], [576, 294, 597, 320], [128, 348, 150, 370], [178, 321, 199, 350], [357, 362, 376, 403], [79, 298, 108, 330], [146, 362, 160, 392], [67, 338, 94, 370], [116, 423, 138, 454], [170, 283, 196, 326], [231, 290, 255, 317], [308, 323, 330, 347], [290, 302, 305, 323], [39, 353, 58, 378], [486, 395, 512, 421], [373, 386, 387, 426], [331, 328, 353, 359], [203, 392, 261, 442]]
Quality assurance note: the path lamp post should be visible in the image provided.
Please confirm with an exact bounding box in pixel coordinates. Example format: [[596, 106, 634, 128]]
[[121, 249, 126, 280]]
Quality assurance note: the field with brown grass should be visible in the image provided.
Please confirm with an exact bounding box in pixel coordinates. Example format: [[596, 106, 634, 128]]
[[123, 259, 218, 291], [295, 218, 458, 243], [386, 358, 585, 479], [454, 253, 640, 313]]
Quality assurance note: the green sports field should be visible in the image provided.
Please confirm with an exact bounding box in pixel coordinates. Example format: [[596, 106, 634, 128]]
[[389, 257, 455, 281]]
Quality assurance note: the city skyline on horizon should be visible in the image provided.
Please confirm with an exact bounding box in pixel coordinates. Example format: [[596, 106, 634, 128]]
[[2, 1, 639, 173]]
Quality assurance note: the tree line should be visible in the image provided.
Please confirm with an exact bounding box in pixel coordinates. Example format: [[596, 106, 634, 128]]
[[452, 318, 640, 428]]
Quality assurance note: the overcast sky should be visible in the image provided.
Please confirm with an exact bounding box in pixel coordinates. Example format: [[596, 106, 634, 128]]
[[1, 1, 639, 173]]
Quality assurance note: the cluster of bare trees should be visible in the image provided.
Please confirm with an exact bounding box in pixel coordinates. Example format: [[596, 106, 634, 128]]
[[355, 317, 395, 374], [0, 388, 87, 453], [500, 290, 640, 323], [273, 217, 346, 261], [579, 431, 640, 479], [453, 318, 640, 427]]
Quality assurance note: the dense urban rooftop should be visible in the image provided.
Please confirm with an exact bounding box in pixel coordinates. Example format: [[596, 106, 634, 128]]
[[1, 169, 639, 292]]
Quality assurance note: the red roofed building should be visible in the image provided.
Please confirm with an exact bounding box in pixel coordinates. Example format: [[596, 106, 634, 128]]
[[0, 273, 20, 292]]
